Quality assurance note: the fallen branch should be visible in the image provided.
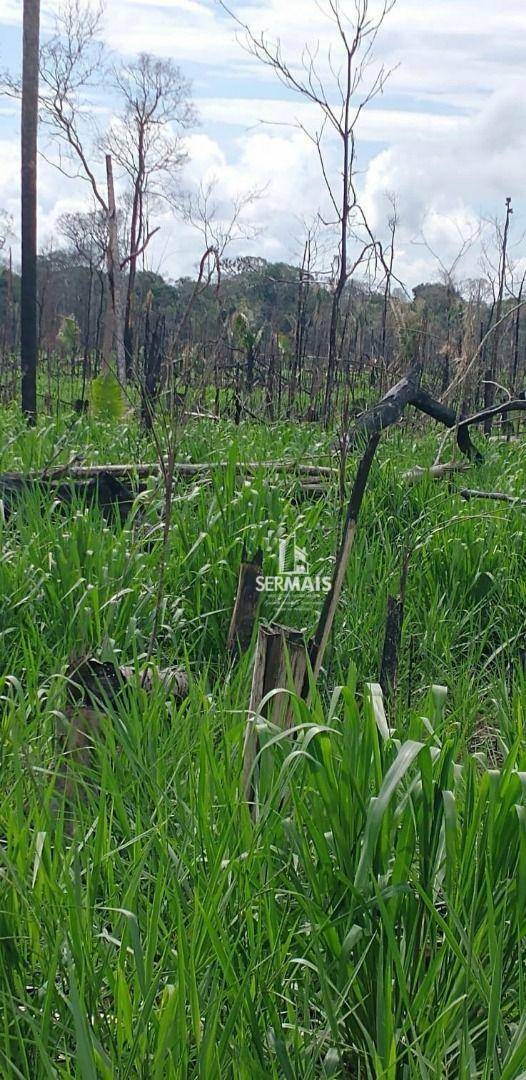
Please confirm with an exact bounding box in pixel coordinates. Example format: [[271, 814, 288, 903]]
[[345, 366, 483, 463], [457, 397, 526, 435]]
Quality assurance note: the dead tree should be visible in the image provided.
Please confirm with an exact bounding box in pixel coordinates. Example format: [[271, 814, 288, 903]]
[[484, 198, 513, 432], [103, 155, 126, 380], [5, 2, 192, 385], [380, 196, 398, 369], [222, 0, 396, 425], [106, 53, 195, 375]]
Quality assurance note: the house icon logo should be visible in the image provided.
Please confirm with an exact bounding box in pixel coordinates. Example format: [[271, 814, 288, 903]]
[[278, 538, 309, 576], [256, 532, 331, 598]]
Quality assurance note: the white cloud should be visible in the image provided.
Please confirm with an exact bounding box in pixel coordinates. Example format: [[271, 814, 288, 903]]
[[361, 81, 526, 284], [1, 0, 525, 285]]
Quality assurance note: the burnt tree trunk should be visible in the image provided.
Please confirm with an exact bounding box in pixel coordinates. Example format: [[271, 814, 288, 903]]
[[20, 0, 40, 423], [243, 624, 308, 803], [227, 551, 263, 658]]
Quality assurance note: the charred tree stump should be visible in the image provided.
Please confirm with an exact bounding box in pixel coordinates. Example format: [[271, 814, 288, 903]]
[[242, 623, 308, 803], [380, 595, 404, 702], [56, 658, 188, 805], [227, 550, 263, 658], [0, 470, 136, 523], [380, 553, 409, 707]]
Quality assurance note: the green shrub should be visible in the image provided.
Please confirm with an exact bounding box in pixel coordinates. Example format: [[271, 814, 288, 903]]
[[90, 372, 125, 420]]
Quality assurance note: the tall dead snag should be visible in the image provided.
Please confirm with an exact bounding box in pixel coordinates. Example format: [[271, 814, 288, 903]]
[[20, 0, 40, 423], [107, 53, 195, 376], [242, 624, 308, 803], [104, 155, 126, 382], [227, 550, 263, 659], [484, 197, 513, 433]]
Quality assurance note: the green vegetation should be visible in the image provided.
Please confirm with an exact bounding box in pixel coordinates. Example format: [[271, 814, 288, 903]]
[[1, 406, 525, 1076]]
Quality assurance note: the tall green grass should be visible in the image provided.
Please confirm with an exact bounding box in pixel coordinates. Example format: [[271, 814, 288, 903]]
[[1, 407, 525, 1075]]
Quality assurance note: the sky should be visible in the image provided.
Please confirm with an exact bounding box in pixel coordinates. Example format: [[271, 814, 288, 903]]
[[0, 0, 525, 289]]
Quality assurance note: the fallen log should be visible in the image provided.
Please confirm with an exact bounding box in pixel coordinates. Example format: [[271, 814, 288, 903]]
[[9, 460, 337, 482], [403, 461, 471, 483], [459, 488, 526, 507], [0, 460, 334, 522]]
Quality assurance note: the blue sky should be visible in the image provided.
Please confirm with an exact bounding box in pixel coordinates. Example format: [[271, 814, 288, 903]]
[[0, 0, 525, 287]]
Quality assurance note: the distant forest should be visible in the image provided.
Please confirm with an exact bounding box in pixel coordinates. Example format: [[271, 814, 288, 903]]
[[1, 246, 524, 420]]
